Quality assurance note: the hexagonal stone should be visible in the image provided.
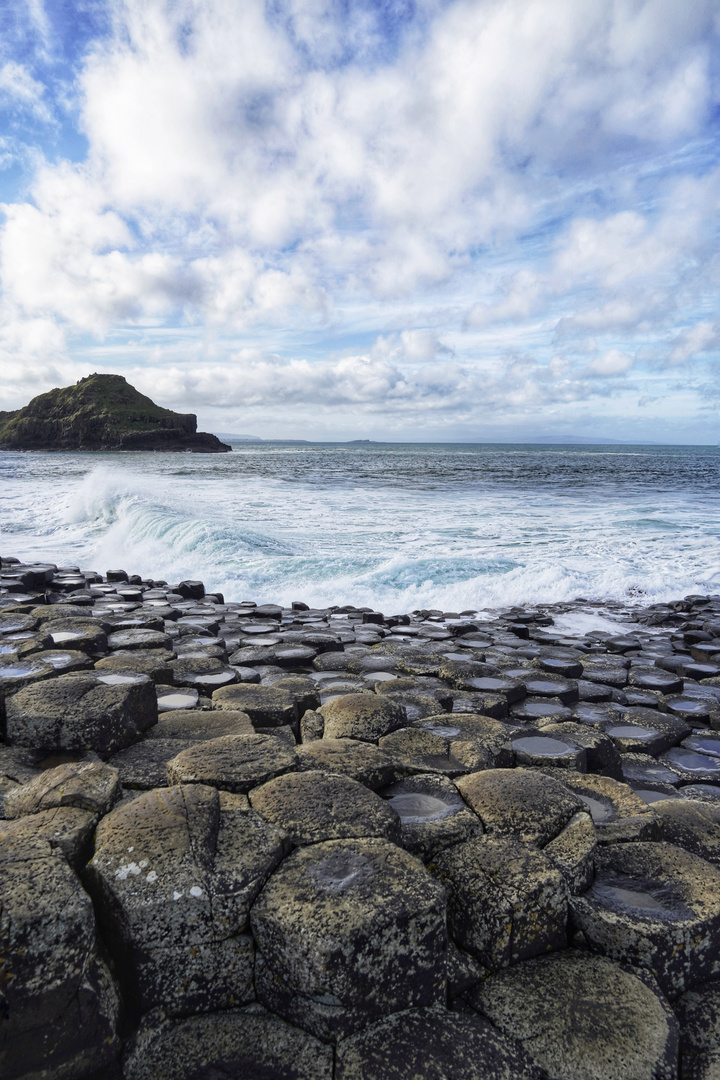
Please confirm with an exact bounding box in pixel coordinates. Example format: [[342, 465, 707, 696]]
[[95, 650, 174, 683], [3, 759, 120, 818], [45, 617, 109, 653], [379, 714, 513, 777], [543, 810, 596, 895], [555, 771, 658, 844], [170, 656, 238, 692], [379, 773, 484, 861], [511, 732, 586, 770], [107, 628, 172, 651], [147, 708, 254, 740], [456, 767, 583, 846], [537, 720, 622, 777], [5, 672, 158, 754], [108, 739, 191, 789], [85, 784, 285, 1016], [296, 738, 398, 789], [571, 841, 720, 997], [675, 980, 720, 1080], [0, 833, 120, 1079], [249, 770, 400, 846], [167, 733, 298, 793], [320, 692, 407, 742], [335, 1006, 542, 1080], [655, 798, 720, 867], [123, 1005, 334, 1080], [251, 837, 447, 1039], [213, 683, 299, 727], [0, 805, 97, 870], [431, 835, 567, 968], [468, 951, 678, 1080]]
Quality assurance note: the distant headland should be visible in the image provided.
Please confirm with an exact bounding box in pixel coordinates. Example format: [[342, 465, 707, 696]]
[[0, 374, 231, 453]]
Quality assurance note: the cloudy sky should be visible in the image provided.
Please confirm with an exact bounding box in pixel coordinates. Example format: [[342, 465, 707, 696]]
[[0, 0, 718, 441]]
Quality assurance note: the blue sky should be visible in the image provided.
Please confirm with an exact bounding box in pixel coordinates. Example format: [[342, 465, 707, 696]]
[[0, 0, 719, 441]]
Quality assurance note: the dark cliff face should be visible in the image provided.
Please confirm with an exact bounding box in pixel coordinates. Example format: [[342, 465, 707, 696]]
[[0, 374, 231, 453]]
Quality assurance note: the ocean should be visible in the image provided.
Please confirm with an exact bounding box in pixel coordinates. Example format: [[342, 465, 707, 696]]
[[1, 443, 719, 613]]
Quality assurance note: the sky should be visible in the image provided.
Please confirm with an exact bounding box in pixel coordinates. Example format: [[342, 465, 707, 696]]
[[0, 0, 718, 442]]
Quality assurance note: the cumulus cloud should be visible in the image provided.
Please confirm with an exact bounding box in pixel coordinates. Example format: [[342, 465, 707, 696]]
[[0, 0, 718, 437]]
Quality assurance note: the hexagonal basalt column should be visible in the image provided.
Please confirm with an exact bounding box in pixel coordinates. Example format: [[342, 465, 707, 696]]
[[251, 837, 447, 1039], [85, 783, 286, 1018], [571, 841, 720, 997]]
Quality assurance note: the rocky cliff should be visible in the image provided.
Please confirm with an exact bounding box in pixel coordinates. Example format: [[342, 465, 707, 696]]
[[0, 374, 231, 452]]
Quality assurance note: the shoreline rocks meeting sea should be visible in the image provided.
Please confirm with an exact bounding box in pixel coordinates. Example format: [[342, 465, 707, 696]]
[[3, 558, 720, 1078]]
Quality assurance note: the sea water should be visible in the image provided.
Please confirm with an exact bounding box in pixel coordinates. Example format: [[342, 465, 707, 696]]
[[1, 443, 719, 612]]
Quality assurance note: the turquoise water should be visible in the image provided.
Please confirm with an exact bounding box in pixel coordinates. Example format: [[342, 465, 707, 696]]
[[1, 443, 719, 610]]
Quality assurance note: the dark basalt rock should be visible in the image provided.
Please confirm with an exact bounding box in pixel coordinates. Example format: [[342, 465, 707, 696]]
[[468, 950, 679, 1080], [0, 373, 231, 453], [6, 559, 720, 1078]]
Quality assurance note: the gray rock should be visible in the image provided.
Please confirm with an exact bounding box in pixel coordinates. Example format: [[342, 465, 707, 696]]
[[320, 692, 407, 742], [553, 770, 659, 843], [379, 773, 484, 861], [335, 1006, 542, 1080], [3, 759, 120, 819], [108, 739, 193, 789], [107, 628, 172, 651], [212, 683, 299, 727], [249, 769, 400, 846], [85, 784, 285, 1016], [430, 835, 567, 968], [5, 672, 157, 754], [468, 950, 678, 1080], [0, 833, 120, 1079], [380, 714, 513, 777], [675, 980, 720, 1080], [456, 767, 583, 846], [94, 650, 175, 683], [296, 737, 398, 789], [571, 841, 720, 997], [146, 707, 254, 740], [543, 809, 596, 894], [0, 805, 97, 869], [123, 1004, 334, 1080], [167, 733, 297, 793], [251, 837, 447, 1039], [655, 798, 720, 867]]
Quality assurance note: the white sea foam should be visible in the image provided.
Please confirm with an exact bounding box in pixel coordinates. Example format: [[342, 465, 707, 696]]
[[2, 445, 719, 611]]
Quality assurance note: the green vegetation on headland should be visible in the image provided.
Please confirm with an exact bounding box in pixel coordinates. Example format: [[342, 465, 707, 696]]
[[0, 374, 231, 452]]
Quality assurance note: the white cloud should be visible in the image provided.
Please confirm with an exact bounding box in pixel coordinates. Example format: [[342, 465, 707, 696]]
[[0, 61, 50, 120], [667, 321, 720, 365], [586, 349, 634, 377]]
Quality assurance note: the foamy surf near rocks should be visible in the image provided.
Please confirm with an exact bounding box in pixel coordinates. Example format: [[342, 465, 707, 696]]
[[3, 555, 720, 1078]]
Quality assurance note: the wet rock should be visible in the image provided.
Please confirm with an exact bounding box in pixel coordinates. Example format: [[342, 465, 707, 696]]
[[432, 834, 567, 967], [0, 833, 121, 1079], [296, 737, 398, 789], [122, 1005, 334, 1080], [249, 769, 400, 845], [554, 770, 658, 843], [621, 751, 683, 790], [44, 617, 109, 653], [251, 837, 447, 1039], [468, 950, 678, 1080], [95, 650, 175, 683], [511, 696, 574, 722], [603, 707, 692, 755], [85, 784, 285, 1017], [571, 841, 720, 997], [320, 692, 407, 741], [661, 746, 720, 784], [537, 719, 623, 777], [335, 1005, 542, 1080], [156, 686, 200, 711], [35, 647, 94, 673], [380, 714, 513, 777], [511, 731, 587, 770], [5, 672, 157, 754], [379, 773, 484, 861], [456, 767, 583, 846], [3, 759, 120, 818], [212, 683, 299, 727], [167, 733, 297, 793], [107, 629, 173, 653]]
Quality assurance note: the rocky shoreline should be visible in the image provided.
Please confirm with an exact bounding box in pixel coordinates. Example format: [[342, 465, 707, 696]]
[[2, 557, 720, 1079]]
